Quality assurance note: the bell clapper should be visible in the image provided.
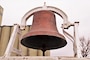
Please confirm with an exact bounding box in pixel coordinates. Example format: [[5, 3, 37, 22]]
[[42, 49, 46, 56], [42, 44, 46, 56]]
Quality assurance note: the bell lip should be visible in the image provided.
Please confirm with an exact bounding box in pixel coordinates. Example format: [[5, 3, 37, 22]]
[[21, 35, 67, 50], [22, 31, 66, 40]]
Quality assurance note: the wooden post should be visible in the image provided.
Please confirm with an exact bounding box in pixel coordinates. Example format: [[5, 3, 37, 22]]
[[0, 6, 3, 25], [0, 26, 11, 56]]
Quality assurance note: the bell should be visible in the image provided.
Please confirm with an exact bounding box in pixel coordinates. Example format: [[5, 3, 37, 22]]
[[21, 10, 67, 56]]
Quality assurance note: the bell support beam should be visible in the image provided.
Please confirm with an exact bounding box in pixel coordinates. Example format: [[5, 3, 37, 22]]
[[4, 24, 22, 57], [62, 22, 82, 58], [73, 22, 82, 58], [20, 3, 70, 30]]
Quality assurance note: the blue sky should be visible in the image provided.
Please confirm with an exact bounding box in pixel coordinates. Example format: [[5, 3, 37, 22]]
[[0, 0, 90, 56]]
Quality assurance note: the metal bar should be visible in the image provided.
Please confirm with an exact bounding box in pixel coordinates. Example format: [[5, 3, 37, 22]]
[[74, 22, 82, 58], [63, 28, 74, 43], [4, 24, 20, 57], [12, 48, 22, 55], [20, 3, 68, 30]]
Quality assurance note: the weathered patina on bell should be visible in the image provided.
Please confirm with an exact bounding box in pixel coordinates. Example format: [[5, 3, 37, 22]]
[[21, 10, 67, 56]]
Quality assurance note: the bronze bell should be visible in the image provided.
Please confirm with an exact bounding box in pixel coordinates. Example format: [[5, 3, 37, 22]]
[[21, 10, 67, 56]]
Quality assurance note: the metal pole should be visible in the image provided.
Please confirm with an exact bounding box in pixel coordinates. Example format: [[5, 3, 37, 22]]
[[74, 22, 82, 58], [4, 24, 20, 57]]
